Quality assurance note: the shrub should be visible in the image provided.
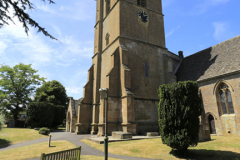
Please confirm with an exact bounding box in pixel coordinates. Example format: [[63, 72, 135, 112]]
[[158, 81, 202, 151], [39, 127, 50, 135]]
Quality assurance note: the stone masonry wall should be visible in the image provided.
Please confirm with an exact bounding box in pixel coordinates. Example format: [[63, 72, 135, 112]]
[[198, 73, 240, 136]]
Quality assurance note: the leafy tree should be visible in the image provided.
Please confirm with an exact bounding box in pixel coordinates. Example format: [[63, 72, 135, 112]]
[[158, 81, 202, 152], [26, 102, 55, 128], [35, 80, 68, 106], [0, 64, 45, 122], [34, 80, 68, 126], [0, 0, 57, 40], [0, 114, 4, 131]]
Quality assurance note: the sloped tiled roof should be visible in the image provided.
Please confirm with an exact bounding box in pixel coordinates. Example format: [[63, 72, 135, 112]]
[[176, 35, 240, 81], [73, 100, 79, 116]]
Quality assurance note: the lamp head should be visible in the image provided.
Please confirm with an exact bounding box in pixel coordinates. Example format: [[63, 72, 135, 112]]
[[99, 88, 107, 99], [99, 88, 106, 92]]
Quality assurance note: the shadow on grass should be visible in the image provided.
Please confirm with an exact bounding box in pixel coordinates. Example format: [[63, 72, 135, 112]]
[[198, 139, 216, 143], [170, 149, 240, 160], [0, 139, 11, 149]]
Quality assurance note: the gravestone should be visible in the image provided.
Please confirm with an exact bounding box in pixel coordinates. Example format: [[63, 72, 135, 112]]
[[8, 119, 15, 128], [112, 131, 132, 139]]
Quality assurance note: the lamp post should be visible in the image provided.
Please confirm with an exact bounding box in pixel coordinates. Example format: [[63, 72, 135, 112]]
[[99, 88, 108, 160]]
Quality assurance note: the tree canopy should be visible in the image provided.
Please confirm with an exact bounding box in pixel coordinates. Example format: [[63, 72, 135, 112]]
[[0, 114, 4, 131], [0, 0, 57, 40], [32, 80, 68, 127], [34, 80, 68, 107], [0, 63, 45, 121]]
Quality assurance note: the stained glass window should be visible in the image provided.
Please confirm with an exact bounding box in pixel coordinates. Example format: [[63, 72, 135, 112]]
[[220, 84, 227, 89], [226, 89, 235, 114], [220, 90, 228, 114], [218, 83, 235, 115]]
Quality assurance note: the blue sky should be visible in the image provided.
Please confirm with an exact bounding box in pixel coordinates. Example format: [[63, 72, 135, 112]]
[[0, 0, 239, 99]]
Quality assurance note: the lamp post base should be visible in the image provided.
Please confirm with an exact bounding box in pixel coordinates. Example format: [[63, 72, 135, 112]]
[[104, 136, 108, 160]]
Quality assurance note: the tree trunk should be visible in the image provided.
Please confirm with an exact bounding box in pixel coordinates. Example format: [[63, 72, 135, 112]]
[[13, 114, 18, 122]]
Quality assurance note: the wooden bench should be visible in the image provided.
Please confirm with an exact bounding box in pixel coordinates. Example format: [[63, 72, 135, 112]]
[[40, 146, 81, 160]]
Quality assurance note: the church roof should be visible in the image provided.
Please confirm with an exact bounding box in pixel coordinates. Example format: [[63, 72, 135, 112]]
[[73, 100, 79, 116], [176, 35, 240, 82]]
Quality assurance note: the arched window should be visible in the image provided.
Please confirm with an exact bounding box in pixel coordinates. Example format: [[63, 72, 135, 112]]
[[218, 83, 234, 115], [137, 0, 146, 8], [145, 62, 149, 77], [105, 33, 110, 46], [106, 0, 111, 15]]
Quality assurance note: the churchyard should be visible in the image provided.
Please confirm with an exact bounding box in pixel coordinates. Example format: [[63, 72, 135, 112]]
[[1, 125, 240, 160], [82, 136, 240, 160], [0, 125, 47, 147]]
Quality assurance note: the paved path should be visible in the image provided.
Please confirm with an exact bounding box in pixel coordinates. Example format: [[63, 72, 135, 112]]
[[0, 131, 155, 160]]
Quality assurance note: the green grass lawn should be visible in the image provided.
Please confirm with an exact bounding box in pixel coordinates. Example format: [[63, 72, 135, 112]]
[[0, 125, 47, 147], [0, 140, 77, 160], [0, 140, 121, 160], [81, 135, 240, 160]]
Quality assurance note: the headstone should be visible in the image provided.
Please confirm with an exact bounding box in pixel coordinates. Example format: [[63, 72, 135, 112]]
[[112, 131, 132, 139], [8, 120, 15, 128]]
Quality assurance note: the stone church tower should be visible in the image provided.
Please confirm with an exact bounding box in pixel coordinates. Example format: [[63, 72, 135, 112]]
[[75, 0, 180, 136]]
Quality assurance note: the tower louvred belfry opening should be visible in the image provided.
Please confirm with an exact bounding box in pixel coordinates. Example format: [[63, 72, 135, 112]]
[[73, 0, 181, 136], [137, 0, 146, 7]]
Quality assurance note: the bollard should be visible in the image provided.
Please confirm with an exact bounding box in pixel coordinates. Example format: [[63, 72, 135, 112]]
[[48, 134, 52, 147]]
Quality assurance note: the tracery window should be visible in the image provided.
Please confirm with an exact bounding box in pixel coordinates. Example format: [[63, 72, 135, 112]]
[[218, 83, 234, 115], [145, 62, 149, 77], [137, 0, 146, 8], [105, 33, 110, 46]]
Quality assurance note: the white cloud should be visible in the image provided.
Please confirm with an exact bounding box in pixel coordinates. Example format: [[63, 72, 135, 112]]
[[36, 0, 95, 21], [162, 0, 174, 8], [36, 4, 56, 14], [52, 25, 62, 37], [57, 35, 93, 61], [59, 1, 95, 21], [166, 25, 181, 37], [0, 41, 8, 55], [37, 71, 52, 81], [212, 22, 228, 40], [66, 87, 83, 94], [0, 19, 92, 69], [192, 0, 230, 15]]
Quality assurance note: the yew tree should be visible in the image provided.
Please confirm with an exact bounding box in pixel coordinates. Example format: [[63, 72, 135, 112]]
[[0, 64, 45, 121], [158, 81, 202, 151]]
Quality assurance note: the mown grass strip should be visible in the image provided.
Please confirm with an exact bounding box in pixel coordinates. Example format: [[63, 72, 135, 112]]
[[0, 140, 76, 160], [0, 126, 47, 146], [81, 136, 240, 160]]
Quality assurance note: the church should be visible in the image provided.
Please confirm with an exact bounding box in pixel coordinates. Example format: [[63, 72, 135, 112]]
[[66, 0, 240, 138]]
